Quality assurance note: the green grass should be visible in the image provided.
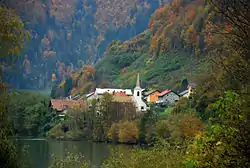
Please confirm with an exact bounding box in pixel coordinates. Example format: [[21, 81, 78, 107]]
[[159, 107, 174, 117]]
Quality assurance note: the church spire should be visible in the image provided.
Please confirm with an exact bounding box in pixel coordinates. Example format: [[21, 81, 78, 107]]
[[136, 73, 140, 88]]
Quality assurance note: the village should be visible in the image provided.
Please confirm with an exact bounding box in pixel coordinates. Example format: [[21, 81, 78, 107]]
[[49, 73, 196, 117]]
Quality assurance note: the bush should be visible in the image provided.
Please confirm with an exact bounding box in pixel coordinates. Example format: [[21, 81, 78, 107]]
[[48, 152, 88, 168], [108, 123, 119, 142], [185, 92, 250, 168], [156, 113, 205, 141], [118, 120, 139, 144], [102, 140, 186, 168]]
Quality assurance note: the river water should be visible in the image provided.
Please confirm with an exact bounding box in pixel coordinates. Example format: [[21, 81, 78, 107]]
[[16, 139, 128, 168]]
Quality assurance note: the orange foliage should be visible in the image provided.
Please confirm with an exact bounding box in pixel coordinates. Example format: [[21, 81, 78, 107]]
[[150, 35, 158, 49], [187, 9, 195, 20], [172, 0, 180, 7], [179, 114, 205, 138]]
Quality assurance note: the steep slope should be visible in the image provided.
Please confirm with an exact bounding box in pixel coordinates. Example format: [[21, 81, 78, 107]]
[[51, 0, 234, 97], [51, 0, 232, 97], [2, 0, 159, 90], [94, 0, 215, 91]]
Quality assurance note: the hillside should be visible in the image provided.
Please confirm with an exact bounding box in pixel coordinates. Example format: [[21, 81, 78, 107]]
[[54, 0, 223, 97], [2, 0, 160, 90]]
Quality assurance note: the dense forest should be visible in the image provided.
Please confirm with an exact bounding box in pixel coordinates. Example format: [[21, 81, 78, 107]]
[[1, 0, 160, 90], [53, 0, 219, 97]]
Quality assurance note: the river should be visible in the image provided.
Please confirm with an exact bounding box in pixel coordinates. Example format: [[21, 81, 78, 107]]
[[16, 139, 129, 168]]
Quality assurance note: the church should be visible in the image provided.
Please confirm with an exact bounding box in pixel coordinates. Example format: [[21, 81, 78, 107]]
[[86, 73, 149, 112]]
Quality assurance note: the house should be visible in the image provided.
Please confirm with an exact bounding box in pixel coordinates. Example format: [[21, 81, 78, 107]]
[[86, 88, 133, 101], [86, 73, 148, 112], [179, 90, 189, 98], [143, 89, 161, 103], [49, 99, 86, 117], [187, 83, 196, 97], [157, 90, 180, 106]]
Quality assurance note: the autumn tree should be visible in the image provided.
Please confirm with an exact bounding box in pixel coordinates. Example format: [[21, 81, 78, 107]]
[[206, 0, 250, 93], [118, 120, 139, 144], [0, 5, 28, 168]]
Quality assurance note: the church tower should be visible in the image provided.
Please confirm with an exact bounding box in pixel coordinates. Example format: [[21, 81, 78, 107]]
[[134, 73, 142, 97], [133, 73, 146, 111]]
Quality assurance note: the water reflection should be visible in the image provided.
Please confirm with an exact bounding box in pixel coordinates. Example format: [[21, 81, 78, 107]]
[[17, 139, 125, 168]]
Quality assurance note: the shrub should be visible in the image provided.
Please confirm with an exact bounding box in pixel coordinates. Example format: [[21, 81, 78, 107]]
[[118, 120, 139, 144], [48, 152, 88, 168], [102, 140, 186, 168]]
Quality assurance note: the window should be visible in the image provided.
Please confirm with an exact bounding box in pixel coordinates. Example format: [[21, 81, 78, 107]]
[[137, 91, 140, 96]]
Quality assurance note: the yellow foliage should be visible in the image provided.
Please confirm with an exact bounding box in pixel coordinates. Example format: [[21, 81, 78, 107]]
[[118, 120, 139, 143], [58, 80, 66, 88], [108, 123, 119, 142]]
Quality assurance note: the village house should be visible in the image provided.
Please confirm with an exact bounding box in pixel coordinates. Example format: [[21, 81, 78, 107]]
[[143, 89, 161, 103], [86, 73, 148, 112], [49, 99, 86, 117], [187, 83, 196, 97], [178, 83, 197, 98], [179, 90, 189, 98], [157, 90, 180, 106]]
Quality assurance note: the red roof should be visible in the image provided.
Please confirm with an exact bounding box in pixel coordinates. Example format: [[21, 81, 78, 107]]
[[50, 99, 86, 111], [113, 91, 127, 96], [158, 90, 171, 97]]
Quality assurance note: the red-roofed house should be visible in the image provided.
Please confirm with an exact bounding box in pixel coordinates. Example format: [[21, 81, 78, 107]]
[[49, 99, 86, 117], [157, 90, 180, 106]]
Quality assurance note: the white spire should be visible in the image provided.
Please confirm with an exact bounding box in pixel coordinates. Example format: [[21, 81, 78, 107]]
[[135, 73, 141, 89]]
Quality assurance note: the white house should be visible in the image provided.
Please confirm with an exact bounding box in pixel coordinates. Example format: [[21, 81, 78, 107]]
[[86, 73, 148, 112], [86, 88, 133, 101]]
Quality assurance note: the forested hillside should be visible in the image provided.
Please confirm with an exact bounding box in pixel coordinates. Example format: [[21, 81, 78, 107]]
[[1, 0, 160, 90], [55, 0, 222, 97]]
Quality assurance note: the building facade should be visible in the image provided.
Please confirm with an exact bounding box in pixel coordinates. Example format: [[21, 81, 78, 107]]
[[143, 89, 161, 103], [86, 73, 148, 112], [158, 90, 180, 106]]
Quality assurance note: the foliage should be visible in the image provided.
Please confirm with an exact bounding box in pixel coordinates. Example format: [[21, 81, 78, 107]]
[[3, 0, 159, 90], [118, 120, 139, 144], [155, 113, 205, 142], [7, 91, 57, 137], [139, 106, 158, 143], [48, 152, 88, 168], [94, 0, 213, 91], [102, 140, 186, 168], [0, 85, 26, 168], [49, 93, 140, 143], [0, 7, 29, 58], [185, 91, 250, 168], [0, 6, 29, 168]]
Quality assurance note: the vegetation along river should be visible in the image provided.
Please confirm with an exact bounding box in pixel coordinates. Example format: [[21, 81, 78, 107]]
[[16, 139, 129, 168]]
